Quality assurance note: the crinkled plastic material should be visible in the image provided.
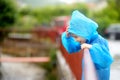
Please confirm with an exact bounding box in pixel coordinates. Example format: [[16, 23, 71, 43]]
[[89, 35, 113, 69], [68, 10, 98, 42], [61, 10, 113, 80], [61, 32, 81, 53]]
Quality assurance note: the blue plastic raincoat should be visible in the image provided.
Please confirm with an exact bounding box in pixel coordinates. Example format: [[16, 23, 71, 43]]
[[61, 10, 113, 80]]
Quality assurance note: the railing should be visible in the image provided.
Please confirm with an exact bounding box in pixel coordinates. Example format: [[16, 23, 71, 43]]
[[83, 49, 97, 80], [0, 57, 50, 62], [59, 41, 83, 80], [59, 41, 97, 80]]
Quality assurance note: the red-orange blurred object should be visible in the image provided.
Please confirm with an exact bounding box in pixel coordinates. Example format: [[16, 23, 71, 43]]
[[59, 40, 83, 80]]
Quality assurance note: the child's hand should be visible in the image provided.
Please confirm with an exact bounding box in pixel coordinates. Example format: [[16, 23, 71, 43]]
[[81, 43, 92, 49]]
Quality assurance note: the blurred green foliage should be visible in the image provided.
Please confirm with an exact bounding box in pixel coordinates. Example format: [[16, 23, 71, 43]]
[[0, 0, 17, 41], [14, 7, 38, 30], [91, 0, 120, 35], [15, 3, 88, 30], [31, 3, 88, 24], [0, 0, 17, 27]]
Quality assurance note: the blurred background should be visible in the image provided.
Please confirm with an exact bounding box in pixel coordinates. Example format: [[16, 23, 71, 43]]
[[0, 0, 120, 80]]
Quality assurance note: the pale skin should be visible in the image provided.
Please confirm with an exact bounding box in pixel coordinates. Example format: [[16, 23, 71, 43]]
[[66, 26, 92, 49]]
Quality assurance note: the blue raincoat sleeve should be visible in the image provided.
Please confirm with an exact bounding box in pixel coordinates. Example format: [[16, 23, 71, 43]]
[[89, 35, 113, 69], [61, 32, 81, 54]]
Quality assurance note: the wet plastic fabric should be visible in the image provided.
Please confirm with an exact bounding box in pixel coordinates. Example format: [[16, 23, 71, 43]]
[[68, 10, 98, 42], [61, 32, 81, 53], [61, 10, 113, 80]]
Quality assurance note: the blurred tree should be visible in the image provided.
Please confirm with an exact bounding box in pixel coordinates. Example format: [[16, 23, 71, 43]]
[[0, 0, 17, 41], [115, 0, 120, 8], [108, 0, 120, 8], [14, 7, 39, 30], [92, 0, 120, 36], [114, 0, 120, 20], [15, 3, 88, 31], [19, 7, 32, 16], [107, 0, 120, 21], [31, 3, 88, 24]]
